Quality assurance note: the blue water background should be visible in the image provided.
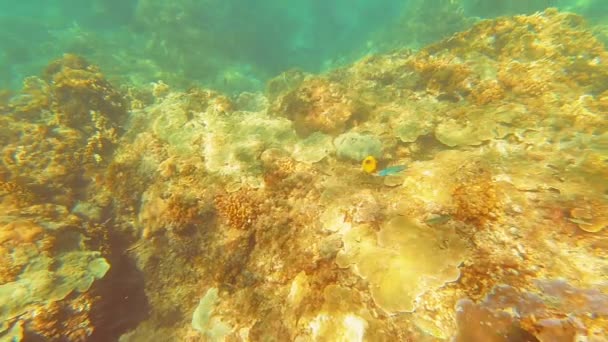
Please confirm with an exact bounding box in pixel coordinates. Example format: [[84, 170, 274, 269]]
[[0, 0, 606, 92]]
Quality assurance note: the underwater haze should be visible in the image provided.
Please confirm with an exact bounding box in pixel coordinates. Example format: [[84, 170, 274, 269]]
[[2, 0, 606, 92], [1, 0, 608, 341], [1, 0, 407, 92]]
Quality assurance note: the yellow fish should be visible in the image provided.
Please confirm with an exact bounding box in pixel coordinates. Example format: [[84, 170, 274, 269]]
[[361, 156, 377, 174]]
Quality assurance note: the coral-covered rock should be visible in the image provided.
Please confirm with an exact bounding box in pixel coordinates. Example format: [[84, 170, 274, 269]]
[[214, 189, 263, 230], [271, 77, 364, 137], [3, 8, 605, 342], [8, 77, 51, 119], [407, 53, 474, 100], [44, 54, 126, 128], [336, 217, 467, 313], [452, 163, 501, 227], [455, 281, 608, 341], [0, 206, 109, 341], [0, 55, 127, 210]]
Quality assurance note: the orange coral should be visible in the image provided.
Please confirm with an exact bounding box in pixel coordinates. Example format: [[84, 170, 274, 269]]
[[28, 294, 98, 342], [0, 250, 22, 283], [0, 220, 46, 283], [0, 120, 92, 207], [0, 181, 36, 207], [0, 220, 43, 245], [163, 194, 203, 235], [469, 80, 505, 105], [29, 302, 63, 339], [452, 165, 501, 227], [0, 55, 129, 207], [497, 61, 550, 97], [215, 189, 262, 230], [260, 148, 295, 187]]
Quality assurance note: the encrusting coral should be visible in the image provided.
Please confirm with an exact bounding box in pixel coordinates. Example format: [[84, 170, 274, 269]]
[[452, 162, 501, 227], [44, 54, 126, 128], [0, 54, 136, 341], [270, 76, 364, 137], [214, 189, 262, 230]]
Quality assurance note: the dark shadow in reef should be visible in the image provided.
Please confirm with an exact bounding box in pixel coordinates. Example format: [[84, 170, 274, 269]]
[[88, 226, 149, 342]]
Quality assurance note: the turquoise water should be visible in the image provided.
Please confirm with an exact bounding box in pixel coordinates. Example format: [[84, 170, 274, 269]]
[[2, 0, 606, 93], [1, 1, 608, 341]]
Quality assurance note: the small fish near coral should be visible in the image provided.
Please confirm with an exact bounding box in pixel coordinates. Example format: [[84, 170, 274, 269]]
[[361, 156, 407, 176], [361, 155, 378, 173], [378, 165, 407, 176]]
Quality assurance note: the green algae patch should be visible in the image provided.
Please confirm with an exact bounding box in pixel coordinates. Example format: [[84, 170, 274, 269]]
[[337, 217, 467, 313]]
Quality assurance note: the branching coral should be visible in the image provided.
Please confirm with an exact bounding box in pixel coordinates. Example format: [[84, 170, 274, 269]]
[[468, 79, 505, 105], [8, 76, 51, 118], [162, 194, 205, 235], [497, 61, 550, 97], [0, 55, 130, 213], [1, 7, 604, 342], [0, 181, 36, 207], [27, 293, 99, 342], [44, 54, 126, 128], [260, 148, 296, 188], [138, 181, 214, 238], [100, 133, 167, 213], [214, 189, 262, 230]]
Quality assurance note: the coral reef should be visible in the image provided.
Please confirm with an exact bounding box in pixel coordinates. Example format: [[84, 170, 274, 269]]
[[0, 56, 143, 341], [3, 7, 608, 342], [44, 54, 126, 128]]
